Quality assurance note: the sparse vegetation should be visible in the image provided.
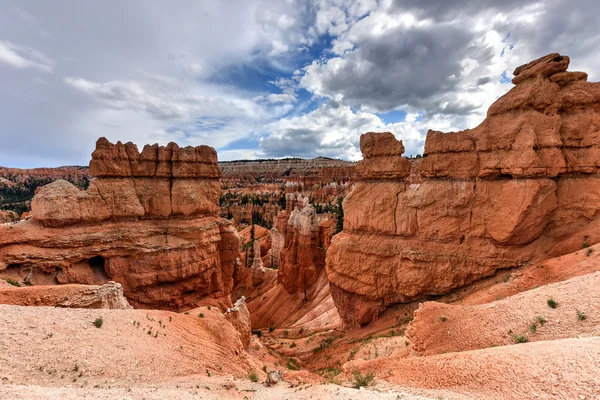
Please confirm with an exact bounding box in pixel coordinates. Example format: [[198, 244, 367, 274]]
[[4, 279, 21, 287], [287, 358, 300, 370], [251, 329, 262, 338], [199, 313, 204, 318], [206, 369, 211, 377], [577, 310, 586, 321], [93, 317, 103, 328], [529, 323, 537, 333], [351, 370, 375, 388], [586, 248, 594, 256], [248, 371, 259, 382], [536, 316, 547, 326], [289, 342, 296, 348], [207, 305, 211, 310], [511, 333, 528, 344], [440, 316, 448, 322], [269, 326, 275, 333], [547, 298, 558, 308]]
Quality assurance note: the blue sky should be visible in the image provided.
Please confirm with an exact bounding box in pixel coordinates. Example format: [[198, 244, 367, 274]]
[[0, 0, 599, 167]]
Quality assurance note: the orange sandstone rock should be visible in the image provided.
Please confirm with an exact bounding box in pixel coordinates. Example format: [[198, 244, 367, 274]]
[[326, 53, 600, 327]]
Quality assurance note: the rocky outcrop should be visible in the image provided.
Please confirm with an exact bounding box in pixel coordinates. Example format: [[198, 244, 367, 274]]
[[0, 281, 132, 309], [0, 138, 240, 310], [225, 296, 252, 348], [278, 205, 321, 296], [247, 198, 341, 329], [326, 54, 600, 327]]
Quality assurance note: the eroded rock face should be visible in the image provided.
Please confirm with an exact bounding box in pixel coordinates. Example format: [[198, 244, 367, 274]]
[[326, 53, 600, 327], [0, 282, 132, 309], [0, 138, 240, 310]]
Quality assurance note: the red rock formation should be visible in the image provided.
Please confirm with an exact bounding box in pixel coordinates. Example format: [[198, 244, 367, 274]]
[[0, 281, 132, 309], [0, 138, 240, 310], [327, 53, 600, 327], [247, 199, 341, 329]]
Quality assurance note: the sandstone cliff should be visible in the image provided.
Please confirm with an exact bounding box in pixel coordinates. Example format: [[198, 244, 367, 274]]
[[326, 53, 600, 327], [0, 138, 240, 310]]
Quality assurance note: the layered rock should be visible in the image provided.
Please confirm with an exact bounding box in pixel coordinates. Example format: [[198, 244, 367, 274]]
[[247, 199, 341, 329], [0, 138, 240, 310], [0, 281, 132, 309], [326, 54, 600, 327]]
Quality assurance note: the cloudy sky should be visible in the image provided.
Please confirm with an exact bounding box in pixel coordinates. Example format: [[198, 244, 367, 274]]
[[0, 0, 598, 167]]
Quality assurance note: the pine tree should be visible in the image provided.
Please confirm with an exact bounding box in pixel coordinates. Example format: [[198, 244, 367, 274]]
[[335, 196, 344, 233]]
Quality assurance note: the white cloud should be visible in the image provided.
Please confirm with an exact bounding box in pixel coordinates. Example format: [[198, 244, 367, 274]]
[[0, 40, 54, 72]]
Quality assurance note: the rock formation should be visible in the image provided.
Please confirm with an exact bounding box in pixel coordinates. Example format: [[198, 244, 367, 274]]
[[327, 53, 600, 327], [0, 281, 132, 309], [0, 138, 240, 310], [225, 296, 252, 348], [247, 196, 341, 329]]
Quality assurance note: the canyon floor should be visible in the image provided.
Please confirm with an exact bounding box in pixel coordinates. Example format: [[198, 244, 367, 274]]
[[2, 246, 600, 399]]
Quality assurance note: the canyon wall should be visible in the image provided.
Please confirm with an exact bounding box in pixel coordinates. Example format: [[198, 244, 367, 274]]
[[326, 53, 600, 327], [0, 138, 240, 310]]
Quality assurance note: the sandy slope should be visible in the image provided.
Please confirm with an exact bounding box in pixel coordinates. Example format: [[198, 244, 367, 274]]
[[408, 272, 600, 355], [347, 336, 600, 400]]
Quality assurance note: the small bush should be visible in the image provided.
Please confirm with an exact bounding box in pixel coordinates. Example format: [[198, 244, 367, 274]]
[[529, 323, 537, 333], [351, 370, 375, 388], [251, 329, 262, 338], [582, 242, 591, 249], [262, 365, 267, 372], [206, 369, 211, 377], [184, 312, 190, 315], [287, 358, 300, 371], [586, 248, 594, 256], [289, 342, 296, 348], [199, 313, 204, 318], [298, 327, 304, 335], [577, 310, 586, 321], [511, 334, 528, 344], [269, 326, 275, 333], [440, 316, 447, 322], [283, 330, 289, 336], [248, 371, 259, 382], [93, 317, 103, 329], [207, 305, 211, 310], [536, 316, 547, 326], [5, 279, 21, 287], [547, 298, 558, 309]]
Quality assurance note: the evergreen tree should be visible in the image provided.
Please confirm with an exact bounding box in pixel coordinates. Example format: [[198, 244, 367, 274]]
[[335, 196, 344, 233]]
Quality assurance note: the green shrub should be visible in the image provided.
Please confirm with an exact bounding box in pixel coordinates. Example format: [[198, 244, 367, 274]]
[[289, 342, 296, 348], [199, 313, 204, 318], [547, 298, 558, 309], [93, 317, 103, 328], [351, 370, 375, 388], [440, 316, 447, 322], [511, 334, 528, 344], [269, 326, 275, 333], [5, 279, 21, 287], [529, 323, 537, 333], [287, 358, 300, 371], [577, 310, 586, 321], [248, 371, 259, 382], [536, 316, 547, 326]]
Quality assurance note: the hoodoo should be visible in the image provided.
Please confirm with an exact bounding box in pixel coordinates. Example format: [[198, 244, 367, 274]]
[[326, 53, 600, 327], [0, 138, 240, 310]]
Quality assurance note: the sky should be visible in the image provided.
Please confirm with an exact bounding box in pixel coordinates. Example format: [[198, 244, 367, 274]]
[[0, 0, 599, 167]]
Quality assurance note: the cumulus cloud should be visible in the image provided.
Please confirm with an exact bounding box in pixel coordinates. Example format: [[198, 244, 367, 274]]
[[2, 0, 600, 167]]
